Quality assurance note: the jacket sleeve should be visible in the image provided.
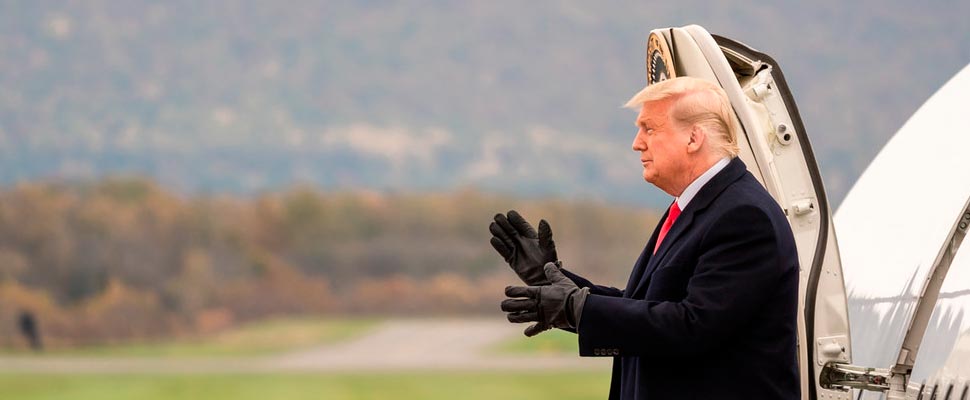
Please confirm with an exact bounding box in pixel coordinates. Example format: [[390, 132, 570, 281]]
[[560, 267, 623, 297], [577, 205, 790, 358]]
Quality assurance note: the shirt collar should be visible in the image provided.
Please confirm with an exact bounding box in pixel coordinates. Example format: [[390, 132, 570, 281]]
[[676, 157, 731, 210]]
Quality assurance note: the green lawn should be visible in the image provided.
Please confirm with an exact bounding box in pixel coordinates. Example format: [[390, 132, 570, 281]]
[[0, 372, 612, 400], [490, 328, 578, 355], [3, 317, 380, 357]]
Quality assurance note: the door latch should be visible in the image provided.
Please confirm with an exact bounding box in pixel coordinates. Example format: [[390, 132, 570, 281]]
[[820, 363, 891, 392]]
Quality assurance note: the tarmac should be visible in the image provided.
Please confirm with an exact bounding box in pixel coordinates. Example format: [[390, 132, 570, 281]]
[[0, 318, 611, 373]]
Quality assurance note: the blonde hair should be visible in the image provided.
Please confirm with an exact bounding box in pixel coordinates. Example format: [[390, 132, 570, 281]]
[[624, 77, 740, 158]]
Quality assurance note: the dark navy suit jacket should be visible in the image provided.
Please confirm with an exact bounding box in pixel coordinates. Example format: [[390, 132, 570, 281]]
[[563, 157, 800, 399]]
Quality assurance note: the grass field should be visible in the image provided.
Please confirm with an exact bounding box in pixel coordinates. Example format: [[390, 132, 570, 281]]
[[0, 372, 612, 399], [490, 328, 578, 355], [2, 317, 380, 357]]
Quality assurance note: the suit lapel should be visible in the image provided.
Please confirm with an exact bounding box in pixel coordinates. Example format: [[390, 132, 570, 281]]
[[629, 157, 749, 297], [632, 205, 697, 296], [623, 208, 667, 296]]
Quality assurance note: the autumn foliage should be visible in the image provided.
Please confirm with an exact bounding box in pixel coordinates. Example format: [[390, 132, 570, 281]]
[[0, 178, 657, 348]]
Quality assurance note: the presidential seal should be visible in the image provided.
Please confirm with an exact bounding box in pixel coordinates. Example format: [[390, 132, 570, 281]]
[[646, 31, 675, 85]]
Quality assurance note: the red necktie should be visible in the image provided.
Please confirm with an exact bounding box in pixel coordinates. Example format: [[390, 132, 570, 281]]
[[654, 201, 682, 254]]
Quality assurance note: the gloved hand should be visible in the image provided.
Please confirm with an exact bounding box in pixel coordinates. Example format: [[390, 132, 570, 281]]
[[489, 210, 558, 286], [501, 262, 589, 337]]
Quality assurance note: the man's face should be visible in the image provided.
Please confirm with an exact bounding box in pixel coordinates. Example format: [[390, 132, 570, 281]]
[[632, 99, 690, 194]]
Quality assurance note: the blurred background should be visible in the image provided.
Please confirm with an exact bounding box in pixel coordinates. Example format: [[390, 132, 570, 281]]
[[0, 1, 968, 399]]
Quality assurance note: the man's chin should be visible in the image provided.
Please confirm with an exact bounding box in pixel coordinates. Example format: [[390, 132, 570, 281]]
[[643, 173, 665, 191]]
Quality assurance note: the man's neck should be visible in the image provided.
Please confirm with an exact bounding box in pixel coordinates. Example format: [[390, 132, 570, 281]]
[[674, 156, 731, 209], [671, 155, 722, 197]]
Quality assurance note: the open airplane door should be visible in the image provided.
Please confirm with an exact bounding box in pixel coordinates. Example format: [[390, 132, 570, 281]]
[[644, 25, 853, 400]]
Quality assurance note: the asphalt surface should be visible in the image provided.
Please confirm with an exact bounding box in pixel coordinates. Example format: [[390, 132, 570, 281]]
[[0, 318, 610, 373]]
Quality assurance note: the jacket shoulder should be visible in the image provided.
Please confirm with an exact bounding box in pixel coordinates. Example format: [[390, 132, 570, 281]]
[[704, 172, 793, 240], [715, 173, 785, 215]]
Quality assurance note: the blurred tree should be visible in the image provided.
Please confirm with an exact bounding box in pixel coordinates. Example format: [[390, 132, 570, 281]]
[[0, 179, 657, 345]]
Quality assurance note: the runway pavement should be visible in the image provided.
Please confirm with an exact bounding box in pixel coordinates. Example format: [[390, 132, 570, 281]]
[[0, 318, 610, 373]]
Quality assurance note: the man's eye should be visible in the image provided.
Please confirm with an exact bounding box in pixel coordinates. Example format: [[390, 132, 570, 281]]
[[646, 128, 655, 134]]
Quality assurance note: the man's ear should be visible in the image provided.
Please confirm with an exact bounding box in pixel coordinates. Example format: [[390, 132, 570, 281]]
[[686, 125, 705, 153]]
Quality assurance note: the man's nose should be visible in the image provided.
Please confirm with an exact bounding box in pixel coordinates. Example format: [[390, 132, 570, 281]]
[[632, 133, 646, 152]]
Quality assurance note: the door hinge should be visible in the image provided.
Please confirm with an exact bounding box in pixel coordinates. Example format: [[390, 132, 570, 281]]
[[820, 363, 891, 392]]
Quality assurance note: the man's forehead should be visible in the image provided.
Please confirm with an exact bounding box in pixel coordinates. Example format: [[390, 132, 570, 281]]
[[636, 100, 671, 124]]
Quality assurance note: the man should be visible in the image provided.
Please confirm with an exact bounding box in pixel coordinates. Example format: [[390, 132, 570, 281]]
[[491, 76, 800, 399], [18, 310, 42, 351]]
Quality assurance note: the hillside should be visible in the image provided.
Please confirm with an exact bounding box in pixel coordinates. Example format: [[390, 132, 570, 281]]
[[0, 1, 968, 206]]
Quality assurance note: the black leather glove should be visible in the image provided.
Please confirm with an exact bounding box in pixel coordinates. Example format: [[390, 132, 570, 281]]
[[489, 210, 558, 286], [501, 262, 589, 337]]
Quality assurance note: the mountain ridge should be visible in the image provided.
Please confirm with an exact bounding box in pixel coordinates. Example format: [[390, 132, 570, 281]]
[[1, 1, 968, 207]]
